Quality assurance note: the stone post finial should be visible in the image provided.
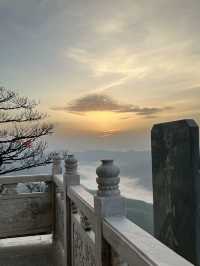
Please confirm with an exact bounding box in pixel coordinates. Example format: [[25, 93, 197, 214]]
[[63, 153, 80, 266], [95, 160, 125, 266], [96, 160, 120, 197], [52, 152, 62, 175], [64, 154, 78, 175]]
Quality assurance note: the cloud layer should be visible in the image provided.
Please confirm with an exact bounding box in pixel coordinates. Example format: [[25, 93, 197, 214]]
[[53, 93, 171, 117]]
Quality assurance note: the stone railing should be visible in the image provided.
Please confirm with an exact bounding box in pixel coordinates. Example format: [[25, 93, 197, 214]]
[[1, 118, 199, 266], [52, 154, 193, 266], [0, 154, 193, 266]]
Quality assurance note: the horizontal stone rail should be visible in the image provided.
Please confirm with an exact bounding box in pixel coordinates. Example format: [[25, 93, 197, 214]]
[[103, 216, 193, 266], [0, 174, 52, 185]]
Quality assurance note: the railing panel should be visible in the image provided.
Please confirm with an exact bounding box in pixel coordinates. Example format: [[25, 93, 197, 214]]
[[0, 180, 53, 239], [68, 185, 95, 228], [0, 174, 52, 185], [72, 212, 96, 266], [103, 217, 193, 266]]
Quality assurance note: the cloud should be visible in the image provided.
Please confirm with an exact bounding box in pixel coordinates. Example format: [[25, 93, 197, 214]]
[[66, 47, 149, 78], [95, 18, 125, 35], [52, 93, 172, 117], [64, 0, 200, 99]]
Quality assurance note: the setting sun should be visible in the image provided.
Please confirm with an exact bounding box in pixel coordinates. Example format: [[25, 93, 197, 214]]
[[85, 111, 121, 133]]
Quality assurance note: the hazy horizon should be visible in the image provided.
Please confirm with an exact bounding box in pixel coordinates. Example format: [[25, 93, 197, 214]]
[[16, 149, 153, 203]]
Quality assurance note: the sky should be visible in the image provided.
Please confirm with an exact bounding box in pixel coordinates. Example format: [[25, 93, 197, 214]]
[[1, 0, 200, 151]]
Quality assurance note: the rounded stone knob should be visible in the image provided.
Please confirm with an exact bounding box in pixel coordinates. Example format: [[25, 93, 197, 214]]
[[52, 152, 62, 175], [65, 154, 78, 174], [96, 160, 120, 197]]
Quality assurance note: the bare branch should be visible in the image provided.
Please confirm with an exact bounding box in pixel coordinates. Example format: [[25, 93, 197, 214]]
[[0, 87, 15, 104], [0, 87, 54, 175], [0, 124, 53, 144], [0, 87, 37, 110]]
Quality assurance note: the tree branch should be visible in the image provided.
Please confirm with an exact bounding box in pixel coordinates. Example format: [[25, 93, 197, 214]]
[[0, 87, 54, 175]]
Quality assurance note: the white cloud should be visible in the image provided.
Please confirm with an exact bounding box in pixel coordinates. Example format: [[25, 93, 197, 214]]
[[95, 18, 125, 35], [67, 47, 150, 77]]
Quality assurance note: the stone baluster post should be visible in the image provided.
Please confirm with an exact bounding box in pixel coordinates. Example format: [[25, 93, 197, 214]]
[[63, 154, 80, 266], [94, 160, 126, 266], [52, 153, 62, 244], [52, 152, 62, 176], [52, 152, 63, 197], [151, 119, 199, 265]]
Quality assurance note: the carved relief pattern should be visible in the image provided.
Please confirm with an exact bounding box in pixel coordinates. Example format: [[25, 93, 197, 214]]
[[80, 212, 92, 231], [73, 222, 96, 266], [71, 202, 78, 214], [0, 182, 49, 195], [0, 183, 17, 195]]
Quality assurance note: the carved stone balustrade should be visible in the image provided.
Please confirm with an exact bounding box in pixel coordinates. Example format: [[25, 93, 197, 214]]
[[1, 118, 199, 266]]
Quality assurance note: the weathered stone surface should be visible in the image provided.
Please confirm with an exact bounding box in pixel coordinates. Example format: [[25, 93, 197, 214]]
[[72, 214, 95, 266], [0, 235, 54, 266], [54, 193, 64, 246], [151, 119, 199, 264], [96, 160, 120, 197], [52, 153, 62, 176], [0, 192, 53, 239], [63, 154, 80, 266], [80, 211, 92, 231]]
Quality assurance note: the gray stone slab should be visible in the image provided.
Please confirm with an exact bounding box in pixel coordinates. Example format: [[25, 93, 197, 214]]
[[0, 192, 53, 239], [0, 235, 54, 266], [151, 119, 199, 264]]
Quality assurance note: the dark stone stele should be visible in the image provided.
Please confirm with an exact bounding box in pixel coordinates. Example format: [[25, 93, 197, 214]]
[[151, 119, 199, 265]]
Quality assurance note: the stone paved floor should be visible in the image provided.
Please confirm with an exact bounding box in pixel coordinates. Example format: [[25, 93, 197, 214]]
[[0, 235, 54, 266]]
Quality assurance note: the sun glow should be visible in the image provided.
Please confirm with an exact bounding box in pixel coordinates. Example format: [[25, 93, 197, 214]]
[[51, 108, 148, 139], [85, 111, 121, 133]]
